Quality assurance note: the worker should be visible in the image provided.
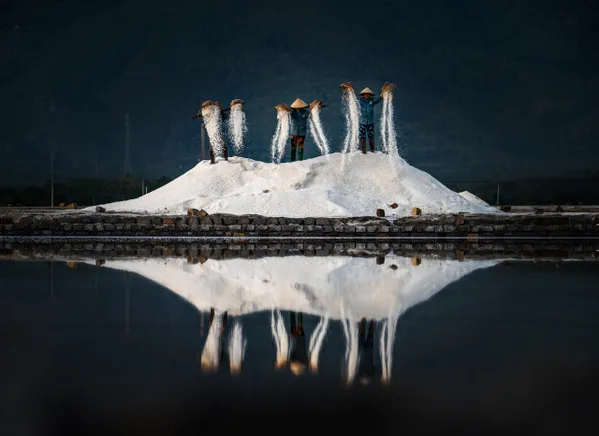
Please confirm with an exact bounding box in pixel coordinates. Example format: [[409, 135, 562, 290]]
[[190, 100, 230, 164], [276, 98, 326, 162]]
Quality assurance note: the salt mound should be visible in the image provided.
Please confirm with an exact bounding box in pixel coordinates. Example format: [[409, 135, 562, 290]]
[[98, 153, 499, 217], [459, 190, 491, 207]]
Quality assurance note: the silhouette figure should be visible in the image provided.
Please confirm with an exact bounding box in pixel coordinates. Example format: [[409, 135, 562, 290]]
[[289, 311, 309, 375], [358, 318, 375, 385], [200, 308, 228, 373]]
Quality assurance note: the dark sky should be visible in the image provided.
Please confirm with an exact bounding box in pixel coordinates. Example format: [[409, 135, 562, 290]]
[[1, 0, 598, 185]]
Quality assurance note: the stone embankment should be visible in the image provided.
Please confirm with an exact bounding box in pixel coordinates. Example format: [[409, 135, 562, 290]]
[[1, 211, 598, 239], [1, 239, 598, 263]]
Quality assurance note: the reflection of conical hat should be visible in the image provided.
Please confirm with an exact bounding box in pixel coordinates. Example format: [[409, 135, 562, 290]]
[[359, 87, 375, 95], [290, 98, 308, 109]]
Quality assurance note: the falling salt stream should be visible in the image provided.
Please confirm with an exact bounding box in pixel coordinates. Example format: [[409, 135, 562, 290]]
[[308, 316, 329, 371], [308, 105, 330, 155], [270, 309, 289, 368], [201, 104, 226, 158], [270, 109, 290, 163], [380, 91, 403, 174], [227, 103, 247, 154], [228, 321, 247, 374], [341, 88, 361, 154]]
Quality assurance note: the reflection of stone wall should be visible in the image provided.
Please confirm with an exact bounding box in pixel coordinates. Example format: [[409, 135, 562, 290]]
[[0, 212, 598, 238], [1, 240, 598, 262]]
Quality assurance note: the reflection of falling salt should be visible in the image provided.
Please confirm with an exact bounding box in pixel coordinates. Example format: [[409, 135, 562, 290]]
[[308, 316, 329, 372], [270, 310, 289, 368], [228, 321, 247, 375], [270, 109, 290, 163], [379, 313, 399, 385], [202, 104, 225, 158], [341, 89, 361, 154], [201, 311, 224, 372], [308, 106, 329, 155], [340, 311, 359, 385], [227, 103, 247, 154]]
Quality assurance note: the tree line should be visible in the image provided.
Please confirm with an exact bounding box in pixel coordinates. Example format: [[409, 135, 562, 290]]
[[0, 175, 597, 207]]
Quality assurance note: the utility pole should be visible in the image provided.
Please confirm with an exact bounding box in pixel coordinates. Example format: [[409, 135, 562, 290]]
[[496, 184, 500, 207], [124, 113, 132, 175], [141, 178, 145, 196], [200, 122, 206, 162], [50, 147, 55, 207]]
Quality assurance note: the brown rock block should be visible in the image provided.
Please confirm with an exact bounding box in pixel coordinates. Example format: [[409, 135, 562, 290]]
[[389, 203, 398, 209], [411, 257, 421, 266], [411, 207, 421, 216], [376, 209, 385, 217]]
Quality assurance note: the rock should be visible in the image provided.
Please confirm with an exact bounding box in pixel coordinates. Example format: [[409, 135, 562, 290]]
[[376, 256, 385, 265], [59, 202, 65, 207], [376, 209, 385, 217], [411, 257, 421, 266], [198, 209, 209, 217], [95, 259, 105, 266], [456, 214, 464, 225], [555, 205, 564, 212], [66, 261, 77, 269], [95, 206, 106, 213], [389, 264, 398, 270], [66, 203, 77, 209], [411, 207, 421, 216], [389, 203, 398, 209], [534, 208, 544, 214], [500, 205, 512, 212], [187, 208, 199, 216], [263, 189, 270, 193]]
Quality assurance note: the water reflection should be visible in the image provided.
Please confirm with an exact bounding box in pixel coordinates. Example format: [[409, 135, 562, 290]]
[[89, 255, 499, 385]]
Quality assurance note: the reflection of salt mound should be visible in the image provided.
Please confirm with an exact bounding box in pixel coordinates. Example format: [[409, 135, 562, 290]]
[[459, 191, 491, 207], [93, 255, 499, 320], [98, 153, 499, 217]]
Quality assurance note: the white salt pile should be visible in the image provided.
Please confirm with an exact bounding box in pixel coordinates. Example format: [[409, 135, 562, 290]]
[[97, 153, 500, 217], [459, 191, 491, 207]]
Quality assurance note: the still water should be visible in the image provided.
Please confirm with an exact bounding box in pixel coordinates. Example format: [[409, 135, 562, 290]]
[[1, 252, 598, 435]]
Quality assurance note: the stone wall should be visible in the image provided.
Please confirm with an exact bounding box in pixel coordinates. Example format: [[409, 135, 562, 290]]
[[1, 212, 598, 238], [2, 240, 598, 262]]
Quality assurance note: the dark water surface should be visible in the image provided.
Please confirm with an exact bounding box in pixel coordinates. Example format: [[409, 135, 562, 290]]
[[1, 253, 598, 435]]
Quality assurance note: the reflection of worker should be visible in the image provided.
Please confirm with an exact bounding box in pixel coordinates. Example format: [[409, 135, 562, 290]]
[[200, 308, 228, 373], [358, 318, 375, 385], [191, 101, 230, 164], [289, 311, 309, 375]]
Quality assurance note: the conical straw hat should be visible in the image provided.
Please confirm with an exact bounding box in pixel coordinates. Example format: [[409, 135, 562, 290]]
[[290, 98, 308, 109], [359, 87, 375, 95], [230, 98, 244, 107]]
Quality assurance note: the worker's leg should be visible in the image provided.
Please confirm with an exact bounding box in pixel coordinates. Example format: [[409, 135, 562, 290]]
[[290, 136, 298, 162], [368, 124, 375, 152], [223, 142, 229, 161], [359, 124, 367, 154], [209, 146, 216, 164], [290, 311, 297, 336], [297, 136, 305, 161]]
